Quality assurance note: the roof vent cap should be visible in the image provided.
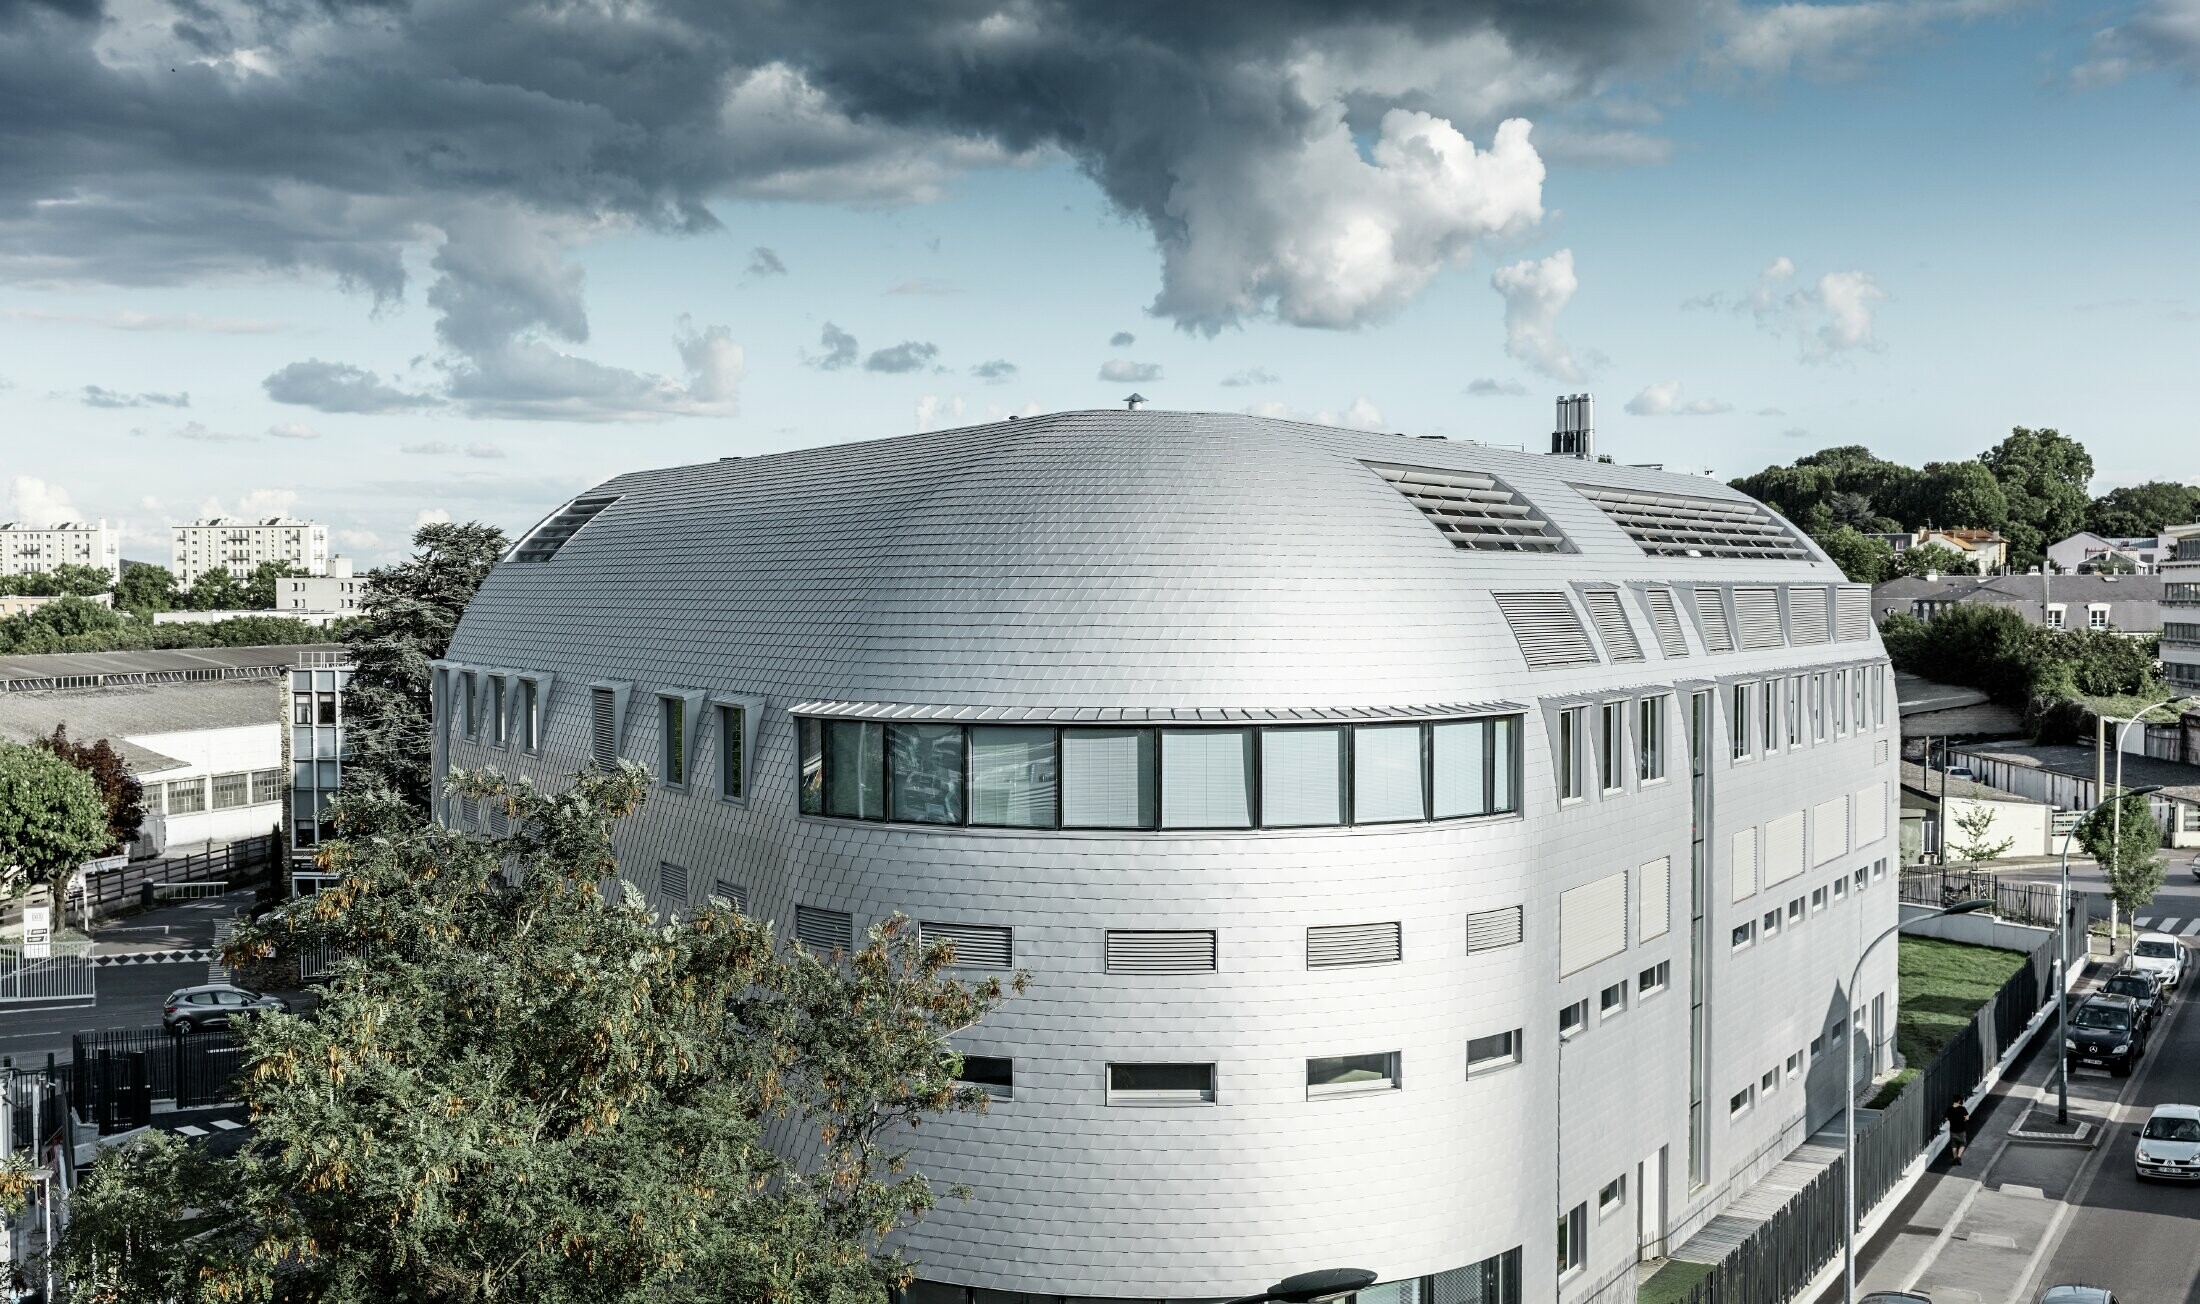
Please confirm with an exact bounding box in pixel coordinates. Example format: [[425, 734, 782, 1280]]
[[1123, 393, 1146, 410]]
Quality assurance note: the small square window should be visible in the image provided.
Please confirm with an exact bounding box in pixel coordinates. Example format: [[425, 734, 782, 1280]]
[[1873, 858, 1887, 881], [1306, 1051, 1401, 1099], [1559, 999, 1589, 1038], [1833, 876, 1848, 900], [957, 1055, 1013, 1100], [1599, 981, 1627, 1018], [1761, 1068, 1777, 1094], [1730, 1085, 1755, 1118], [1598, 1176, 1627, 1217], [1638, 961, 1670, 997], [1810, 1033, 1826, 1056], [1107, 1062, 1216, 1105], [1762, 908, 1781, 937], [1786, 1051, 1802, 1080], [1812, 887, 1829, 913], [1789, 897, 1805, 924], [1731, 921, 1755, 951], [1468, 1029, 1522, 1076]]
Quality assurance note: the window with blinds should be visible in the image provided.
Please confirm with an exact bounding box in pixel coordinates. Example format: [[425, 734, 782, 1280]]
[[1788, 588, 1831, 644], [659, 861, 690, 904], [1560, 872, 1628, 976], [590, 687, 618, 769], [1582, 588, 1644, 663], [1367, 462, 1571, 552], [711, 878, 749, 914], [1466, 905, 1525, 954], [920, 921, 1014, 969], [1729, 828, 1758, 902], [1812, 797, 1850, 865], [1764, 811, 1805, 884], [1693, 588, 1735, 653], [1160, 728, 1255, 829], [794, 905, 854, 953], [1734, 587, 1784, 648], [1836, 586, 1872, 641], [1306, 921, 1402, 969], [1493, 591, 1599, 669], [1105, 929, 1217, 974], [1639, 856, 1670, 942], [1061, 728, 1158, 828], [1260, 727, 1347, 826], [1645, 587, 1690, 657]]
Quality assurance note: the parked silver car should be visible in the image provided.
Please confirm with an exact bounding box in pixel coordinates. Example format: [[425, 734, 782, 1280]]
[[163, 983, 288, 1034]]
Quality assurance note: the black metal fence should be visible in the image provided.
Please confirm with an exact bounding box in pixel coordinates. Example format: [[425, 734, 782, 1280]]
[[69, 1026, 248, 1132], [1674, 936, 2053, 1304], [1898, 868, 2063, 929]]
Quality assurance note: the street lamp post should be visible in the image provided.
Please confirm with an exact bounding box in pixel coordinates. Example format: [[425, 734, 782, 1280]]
[[1221, 1268, 1380, 1304], [1843, 897, 1993, 1304], [2058, 782, 2164, 1124], [2109, 698, 2179, 943]]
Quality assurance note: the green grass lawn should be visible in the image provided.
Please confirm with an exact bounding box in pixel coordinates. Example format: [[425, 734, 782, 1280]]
[[1891, 936, 2027, 1069], [1638, 1260, 1715, 1304]]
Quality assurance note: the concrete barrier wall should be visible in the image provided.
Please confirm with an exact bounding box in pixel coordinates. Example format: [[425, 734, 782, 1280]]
[[1899, 900, 2087, 966]]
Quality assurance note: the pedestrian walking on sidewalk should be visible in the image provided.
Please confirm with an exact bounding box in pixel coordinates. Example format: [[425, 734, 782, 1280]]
[[1946, 1099, 1971, 1164]]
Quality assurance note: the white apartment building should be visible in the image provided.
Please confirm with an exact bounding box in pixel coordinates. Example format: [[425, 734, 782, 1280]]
[[2163, 524, 2200, 695], [279, 557, 362, 616], [171, 517, 329, 588], [0, 521, 122, 585]]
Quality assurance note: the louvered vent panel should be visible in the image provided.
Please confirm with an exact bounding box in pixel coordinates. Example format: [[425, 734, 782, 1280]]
[[1366, 462, 1570, 552], [512, 493, 620, 563], [590, 688, 617, 768], [1645, 588, 1690, 657], [1105, 930, 1217, 974], [1837, 586, 1872, 641], [1694, 588, 1735, 653], [1493, 592, 1599, 669], [1306, 921, 1402, 969], [1573, 485, 1811, 559], [1466, 906, 1524, 953], [1582, 589, 1644, 663], [920, 921, 1014, 969], [712, 878, 749, 914], [794, 905, 854, 953], [659, 861, 690, 904], [1734, 587, 1784, 649], [1788, 588, 1831, 645]]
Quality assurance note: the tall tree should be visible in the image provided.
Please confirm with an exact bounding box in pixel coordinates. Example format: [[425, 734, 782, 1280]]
[[1980, 426, 2094, 570], [1814, 526, 1896, 583], [115, 561, 178, 613], [1894, 542, 1974, 577], [0, 739, 112, 894], [241, 559, 311, 609], [54, 767, 1013, 1304], [2084, 481, 2200, 540], [35, 725, 145, 855], [186, 565, 247, 610], [342, 521, 508, 811], [2076, 788, 2163, 919], [1915, 461, 2009, 531]]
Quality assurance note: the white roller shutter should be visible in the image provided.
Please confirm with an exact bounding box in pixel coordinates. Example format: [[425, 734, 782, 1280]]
[[1560, 871, 1628, 976], [1730, 829, 1759, 902], [1855, 782, 1887, 847], [1812, 797, 1850, 866], [1639, 856, 1671, 942], [1764, 812, 1806, 885], [1735, 588, 1784, 649]]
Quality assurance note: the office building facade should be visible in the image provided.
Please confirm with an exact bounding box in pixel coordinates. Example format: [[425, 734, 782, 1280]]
[[433, 411, 1900, 1303]]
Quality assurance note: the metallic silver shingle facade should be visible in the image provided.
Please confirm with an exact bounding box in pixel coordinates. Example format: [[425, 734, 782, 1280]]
[[439, 411, 1901, 1301]]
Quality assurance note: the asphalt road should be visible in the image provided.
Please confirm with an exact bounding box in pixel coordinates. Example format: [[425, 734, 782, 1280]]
[[1995, 855, 2200, 931]]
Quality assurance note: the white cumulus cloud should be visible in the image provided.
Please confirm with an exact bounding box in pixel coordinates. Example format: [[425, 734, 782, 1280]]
[[6, 476, 85, 528], [1491, 248, 1594, 382], [1740, 257, 1888, 362], [1625, 381, 1733, 416]]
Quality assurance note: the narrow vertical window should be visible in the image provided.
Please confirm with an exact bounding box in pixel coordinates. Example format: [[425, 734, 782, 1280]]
[[522, 679, 540, 751], [1759, 679, 1776, 754], [1637, 696, 1665, 782], [1492, 716, 1518, 813], [1730, 682, 1751, 760], [716, 703, 744, 799], [1432, 718, 1492, 819], [888, 723, 966, 825], [491, 677, 507, 745], [823, 720, 886, 819], [1834, 669, 1848, 735], [661, 696, 686, 786], [799, 718, 824, 815], [1353, 723, 1426, 821], [1555, 708, 1584, 802], [1599, 702, 1625, 793], [1786, 676, 1802, 747], [1811, 673, 1827, 741]]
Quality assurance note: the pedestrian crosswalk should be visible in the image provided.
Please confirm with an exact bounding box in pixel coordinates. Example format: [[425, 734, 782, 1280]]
[[2131, 915, 2200, 935]]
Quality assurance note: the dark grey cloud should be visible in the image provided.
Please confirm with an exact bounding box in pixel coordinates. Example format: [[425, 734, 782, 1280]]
[[80, 385, 189, 409], [1465, 377, 1527, 397], [970, 359, 1018, 383], [264, 360, 442, 414], [1099, 360, 1162, 383], [1220, 366, 1279, 387], [807, 322, 858, 370], [1109, 332, 1136, 348], [748, 246, 787, 276], [865, 340, 939, 374]]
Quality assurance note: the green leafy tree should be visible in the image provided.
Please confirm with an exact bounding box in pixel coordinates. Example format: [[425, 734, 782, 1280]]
[[0, 594, 133, 654], [54, 766, 1015, 1304], [2026, 628, 2160, 699], [0, 563, 117, 598], [1916, 461, 2009, 532], [343, 521, 507, 812], [115, 561, 178, 613], [2076, 788, 2163, 918], [0, 739, 112, 894], [1980, 426, 2093, 570], [2085, 481, 2200, 540], [35, 725, 144, 855], [240, 559, 311, 609], [1949, 802, 2014, 865], [1894, 542, 1974, 577], [1879, 606, 2039, 704], [1814, 526, 1896, 583], [186, 566, 247, 610]]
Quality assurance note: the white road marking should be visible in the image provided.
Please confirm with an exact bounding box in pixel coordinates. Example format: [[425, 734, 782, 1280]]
[[2157, 917, 2182, 933], [2137, 917, 2155, 928], [2184, 920, 2200, 937]]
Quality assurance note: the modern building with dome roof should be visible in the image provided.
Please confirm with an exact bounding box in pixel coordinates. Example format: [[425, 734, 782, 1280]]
[[434, 409, 1900, 1304]]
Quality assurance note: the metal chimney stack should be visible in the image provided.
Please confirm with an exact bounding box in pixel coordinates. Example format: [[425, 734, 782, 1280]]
[[1551, 393, 1594, 459]]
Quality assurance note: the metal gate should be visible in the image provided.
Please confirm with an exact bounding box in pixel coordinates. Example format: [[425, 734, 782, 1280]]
[[0, 940, 95, 1003]]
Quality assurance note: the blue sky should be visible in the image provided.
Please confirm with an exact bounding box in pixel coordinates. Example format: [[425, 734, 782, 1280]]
[[2, 0, 2195, 565]]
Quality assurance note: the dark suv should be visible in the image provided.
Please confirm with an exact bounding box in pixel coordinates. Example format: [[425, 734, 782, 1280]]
[[2101, 970, 2167, 1035], [163, 984, 288, 1034], [2067, 995, 2147, 1077]]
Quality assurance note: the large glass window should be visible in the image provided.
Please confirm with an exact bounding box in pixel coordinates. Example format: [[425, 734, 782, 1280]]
[[1161, 728, 1254, 829], [888, 723, 966, 825], [1432, 719, 1494, 819], [823, 720, 884, 820], [1353, 724, 1425, 822], [1061, 728, 1157, 828], [969, 727, 1057, 827], [1260, 727, 1347, 826], [1638, 697, 1666, 782]]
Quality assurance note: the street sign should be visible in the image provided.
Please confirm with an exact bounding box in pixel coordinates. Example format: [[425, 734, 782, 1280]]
[[22, 906, 50, 959]]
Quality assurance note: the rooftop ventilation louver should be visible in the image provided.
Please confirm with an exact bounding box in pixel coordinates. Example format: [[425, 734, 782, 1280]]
[[1493, 591, 1599, 669], [1644, 587, 1690, 658], [1788, 587, 1832, 645], [1572, 485, 1809, 560], [1581, 588, 1644, 663], [1836, 586, 1872, 641], [510, 493, 620, 563], [1693, 587, 1735, 654], [1367, 462, 1570, 553]]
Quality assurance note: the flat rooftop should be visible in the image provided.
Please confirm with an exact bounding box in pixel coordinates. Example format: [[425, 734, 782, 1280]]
[[0, 677, 283, 757], [1955, 742, 2200, 804], [0, 644, 339, 688]]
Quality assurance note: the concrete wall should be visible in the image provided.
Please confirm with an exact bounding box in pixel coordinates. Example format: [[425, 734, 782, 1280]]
[[1943, 796, 2053, 860], [133, 722, 283, 849]]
